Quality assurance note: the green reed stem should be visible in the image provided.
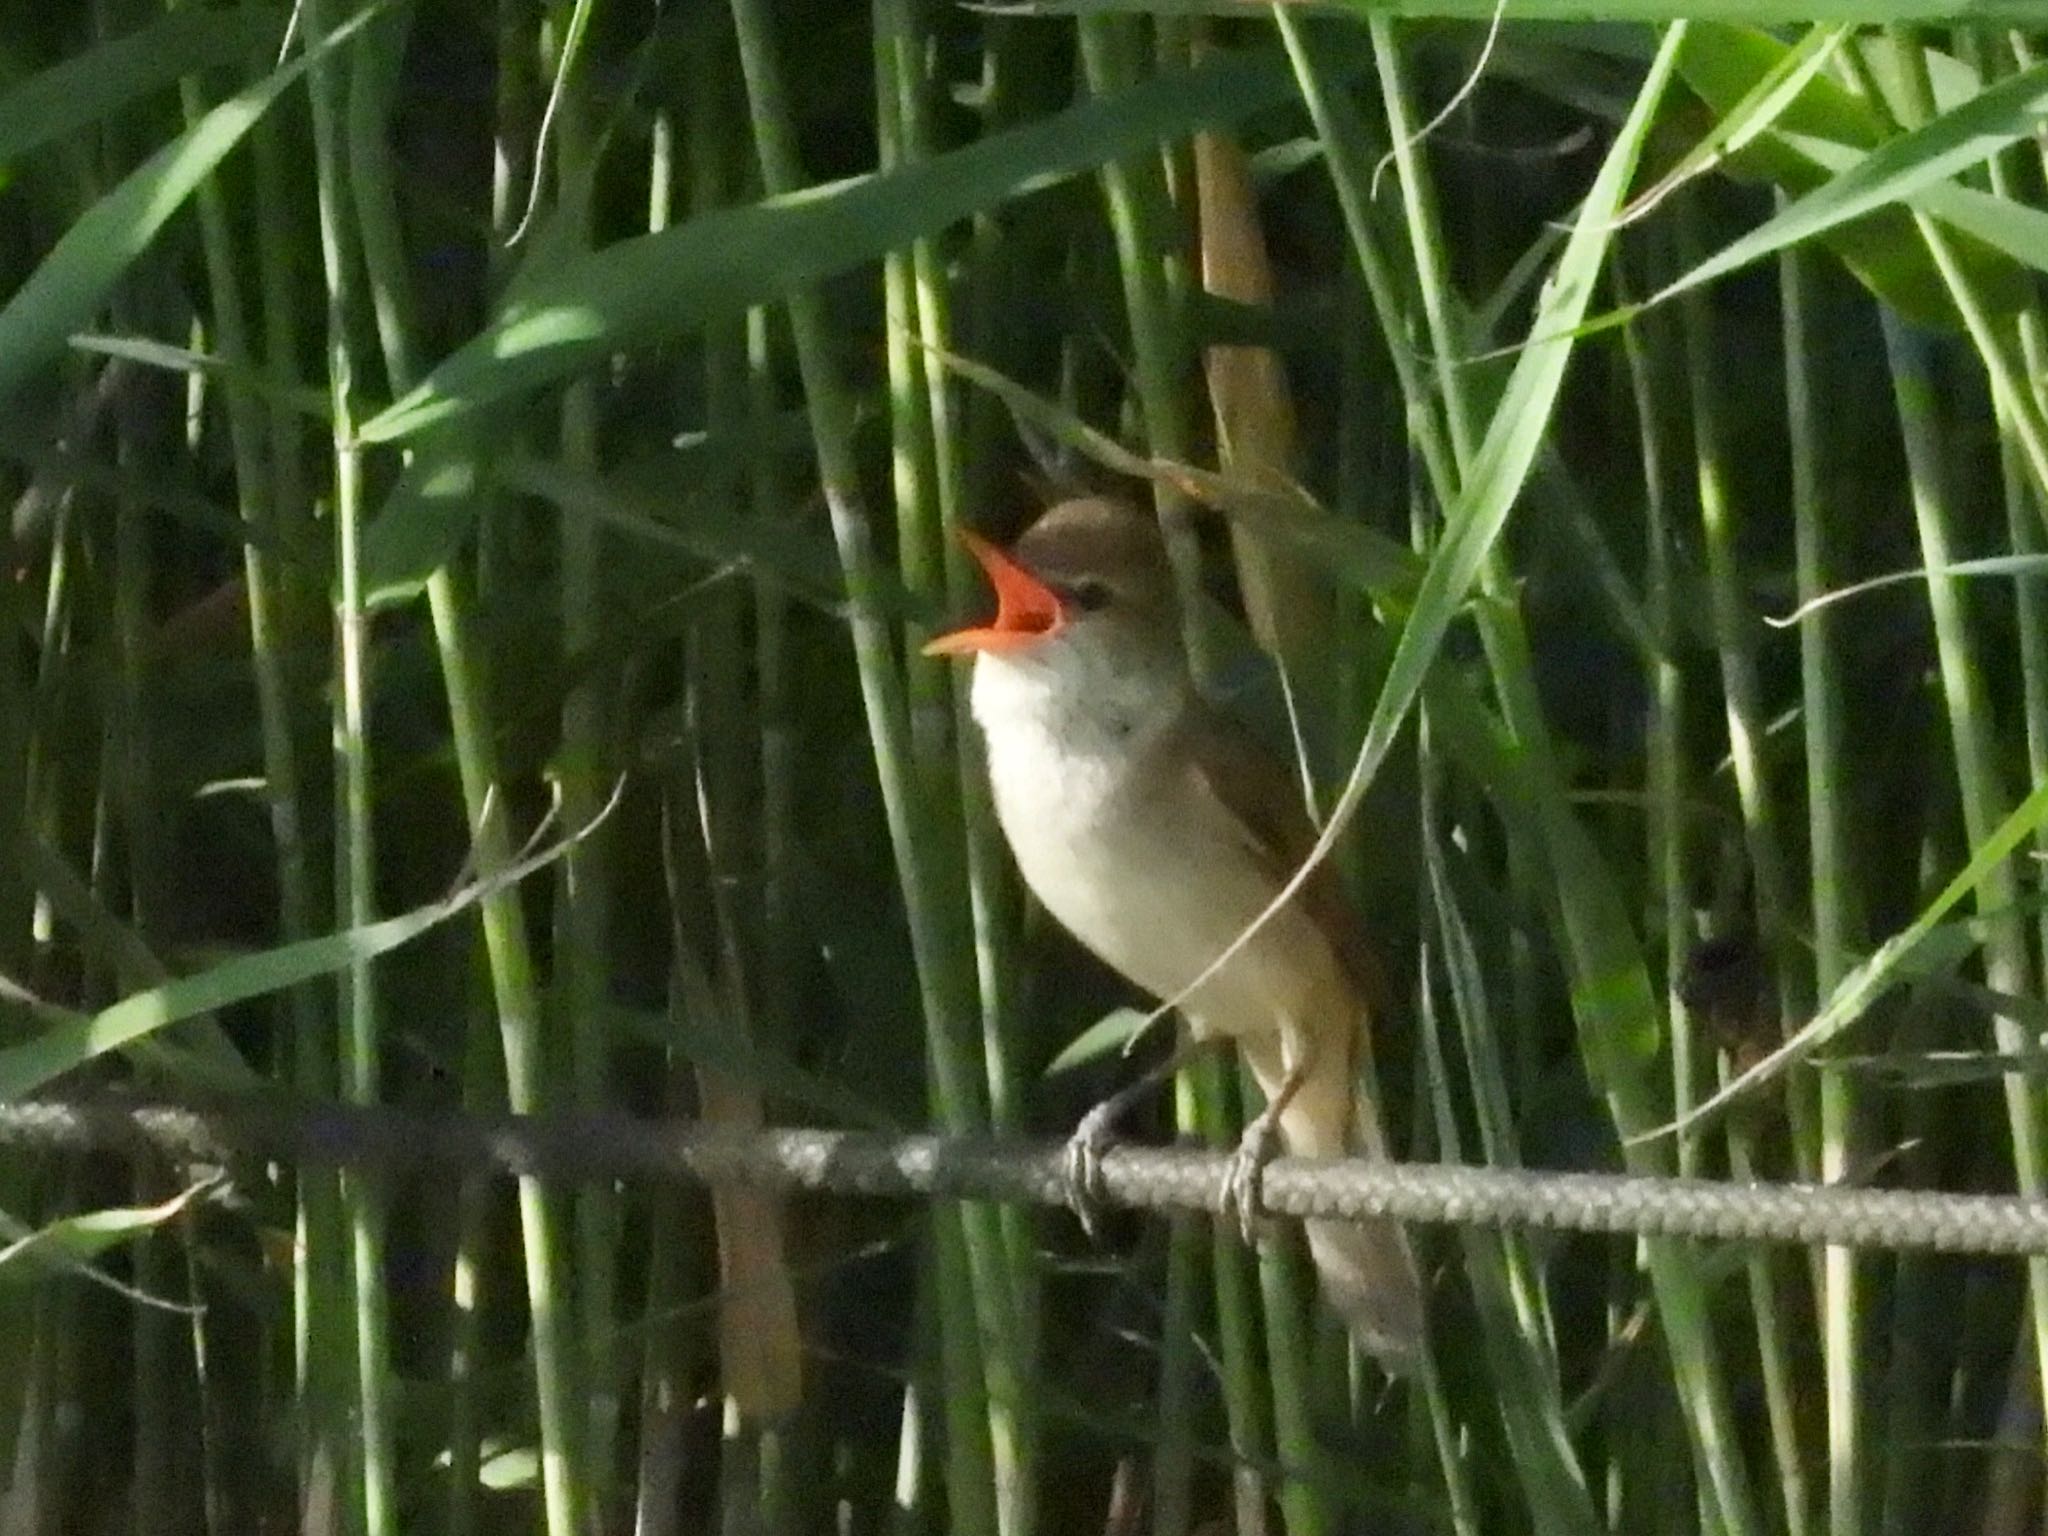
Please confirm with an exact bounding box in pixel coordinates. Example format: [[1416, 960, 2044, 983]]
[[109, 318, 189, 1536], [1275, 15, 1458, 518], [1854, 33, 2048, 520], [1076, 17, 1206, 655], [0, 455, 22, 984], [1374, 6, 1572, 1387], [1621, 245, 1695, 1198], [1237, 1060, 1336, 1536], [1192, 1058, 1273, 1536], [546, 4, 623, 1493], [429, 570, 589, 1536], [1881, 308, 2048, 1453], [888, 0, 1032, 1229], [1368, 19, 1471, 476], [1678, 219, 1811, 1536], [0, 304, 24, 1496], [1418, 766, 1601, 1536], [948, 0, 1035, 1261], [728, 7, 1019, 1534], [1781, 229, 1864, 1536], [1969, 26, 2048, 983], [877, 5, 1037, 1523], [297, 3, 393, 1529], [1153, 1074, 1204, 1536], [179, 19, 323, 1092], [877, 0, 1040, 1372], [1327, 20, 1762, 1533], [1405, 909, 1484, 1536], [176, 33, 333, 1531], [1677, 231, 1811, 1033], [336, 8, 590, 1527]]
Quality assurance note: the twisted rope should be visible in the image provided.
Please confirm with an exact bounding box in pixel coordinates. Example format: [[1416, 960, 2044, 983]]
[[4, 1093, 2046, 1256]]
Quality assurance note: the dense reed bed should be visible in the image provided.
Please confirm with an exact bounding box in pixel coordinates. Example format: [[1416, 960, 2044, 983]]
[[3, 3, 2048, 1534]]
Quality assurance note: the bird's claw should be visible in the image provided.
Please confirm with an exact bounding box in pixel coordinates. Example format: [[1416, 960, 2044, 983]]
[[1224, 1115, 1281, 1248], [1063, 1102, 1120, 1240]]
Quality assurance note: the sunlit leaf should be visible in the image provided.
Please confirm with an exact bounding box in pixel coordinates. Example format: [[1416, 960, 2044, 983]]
[[0, 1182, 213, 1283], [0, 7, 285, 166], [1659, 46, 2048, 312], [358, 45, 1347, 443], [0, 814, 587, 1101], [1043, 1009, 1152, 1077], [0, 5, 386, 410]]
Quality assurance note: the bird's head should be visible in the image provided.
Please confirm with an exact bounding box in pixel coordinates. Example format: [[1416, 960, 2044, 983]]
[[924, 497, 1187, 699]]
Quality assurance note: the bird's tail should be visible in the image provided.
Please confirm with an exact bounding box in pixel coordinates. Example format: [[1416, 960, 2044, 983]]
[[1243, 1034, 1425, 1375]]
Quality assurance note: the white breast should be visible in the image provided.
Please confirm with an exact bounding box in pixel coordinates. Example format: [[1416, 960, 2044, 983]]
[[970, 652, 1345, 1042]]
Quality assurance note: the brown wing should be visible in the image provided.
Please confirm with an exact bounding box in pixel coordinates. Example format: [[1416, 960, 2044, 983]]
[[1173, 702, 1394, 1023], [1175, 705, 1423, 1366]]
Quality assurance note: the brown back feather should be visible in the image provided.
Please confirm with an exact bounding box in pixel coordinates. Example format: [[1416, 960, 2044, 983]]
[[1172, 702, 1393, 1024]]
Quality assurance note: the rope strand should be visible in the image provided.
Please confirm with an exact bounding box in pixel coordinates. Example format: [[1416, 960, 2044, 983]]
[[6, 1093, 2048, 1257]]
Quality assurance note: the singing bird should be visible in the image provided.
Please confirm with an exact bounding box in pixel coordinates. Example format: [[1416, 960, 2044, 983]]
[[925, 496, 1425, 1372]]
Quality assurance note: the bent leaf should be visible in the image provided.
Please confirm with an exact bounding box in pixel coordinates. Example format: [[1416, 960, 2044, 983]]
[[0, 811, 590, 1101], [0, 7, 285, 167], [0, 1182, 214, 1285], [358, 45, 1340, 443], [0, 4, 386, 409], [1635, 771, 2048, 1145], [1660, 43, 2048, 314]]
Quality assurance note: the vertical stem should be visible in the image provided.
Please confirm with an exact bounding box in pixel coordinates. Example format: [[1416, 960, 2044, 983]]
[[1970, 23, 2048, 1065], [333, 5, 593, 1525], [1678, 218, 1812, 1038], [544, 0, 621, 1492], [98, 5, 196, 1524], [1623, 279, 1687, 1536], [1406, 898, 1485, 1536], [1622, 246, 1693, 1184], [297, 0, 394, 1527], [115, 411, 193, 1536], [889, 0, 1042, 1476], [1418, 735, 1600, 1536], [445, 994, 497, 1536], [1075, 16, 1206, 662], [427, 566, 588, 1536], [1302, 18, 1761, 1532], [1368, 17, 1472, 479], [1239, 1062, 1336, 1536], [1782, 231, 1863, 1536], [1882, 309, 2048, 1448], [1679, 210, 1811, 1536], [1192, 1058, 1272, 1536], [1854, 32, 2048, 519], [727, 8, 1019, 1536], [0, 421, 24, 986], [685, 31, 806, 1510], [1151, 1075, 1204, 1536], [1276, 14, 1457, 517]]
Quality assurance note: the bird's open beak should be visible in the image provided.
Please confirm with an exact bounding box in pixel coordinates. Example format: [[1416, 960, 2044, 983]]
[[922, 530, 1065, 656]]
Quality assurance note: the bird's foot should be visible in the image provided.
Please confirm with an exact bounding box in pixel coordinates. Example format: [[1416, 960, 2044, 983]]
[[1062, 1100, 1123, 1240], [1224, 1111, 1283, 1247]]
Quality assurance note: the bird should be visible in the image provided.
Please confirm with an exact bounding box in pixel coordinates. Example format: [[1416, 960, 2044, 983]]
[[924, 495, 1425, 1372]]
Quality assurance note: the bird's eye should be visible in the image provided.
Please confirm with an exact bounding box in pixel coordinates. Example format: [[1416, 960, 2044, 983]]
[[1063, 579, 1113, 613]]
